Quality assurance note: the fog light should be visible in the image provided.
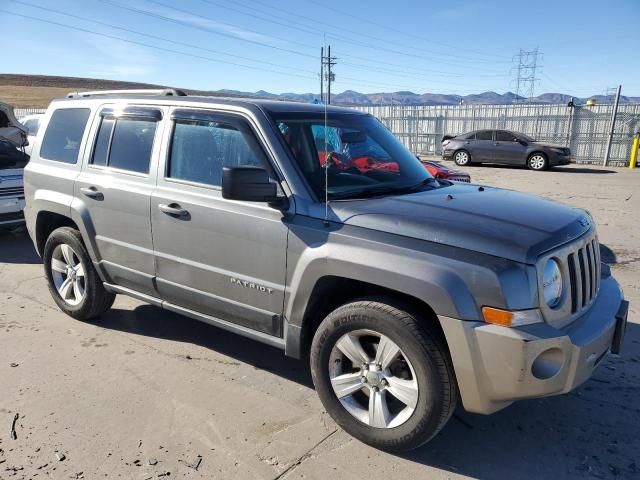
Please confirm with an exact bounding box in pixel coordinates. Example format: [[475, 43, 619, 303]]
[[531, 348, 565, 380]]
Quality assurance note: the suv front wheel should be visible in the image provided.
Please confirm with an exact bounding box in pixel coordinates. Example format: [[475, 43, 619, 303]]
[[43, 227, 115, 320], [310, 300, 457, 452]]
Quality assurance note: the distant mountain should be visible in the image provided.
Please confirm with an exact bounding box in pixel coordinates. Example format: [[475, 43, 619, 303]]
[[2, 74, 639, 107]]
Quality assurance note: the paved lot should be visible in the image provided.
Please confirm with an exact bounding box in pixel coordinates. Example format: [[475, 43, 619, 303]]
[[1, 164, 638, 480]]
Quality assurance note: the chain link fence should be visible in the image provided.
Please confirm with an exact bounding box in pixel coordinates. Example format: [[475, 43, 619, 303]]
[[14, 107, 47, 119], [353, 103, 640, 167]]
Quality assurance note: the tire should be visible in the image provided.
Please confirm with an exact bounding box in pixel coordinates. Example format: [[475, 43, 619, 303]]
[[528, 152, 548, 171], [43, 226, 115, 321], [310, 299, 457, 452], [453, 149, 471, 166]]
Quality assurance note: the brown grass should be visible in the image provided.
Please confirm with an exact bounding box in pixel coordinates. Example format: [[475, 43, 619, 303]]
[[0, 85, 75, 108]]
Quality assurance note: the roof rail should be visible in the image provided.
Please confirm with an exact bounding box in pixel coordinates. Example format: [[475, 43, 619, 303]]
[[66, 88, 187, 98]]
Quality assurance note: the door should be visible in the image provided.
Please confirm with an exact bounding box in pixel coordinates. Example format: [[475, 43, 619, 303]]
[[493, 130, 528, 165], [151, 108, 288, 337], [469, 130, 495, 162], [75, 106, 164, 296]]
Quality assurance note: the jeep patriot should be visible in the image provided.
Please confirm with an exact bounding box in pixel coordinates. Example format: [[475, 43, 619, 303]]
[[23, 89, 628, 451]]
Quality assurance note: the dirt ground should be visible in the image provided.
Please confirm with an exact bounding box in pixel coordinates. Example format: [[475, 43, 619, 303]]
[[1, 163, 638, 480]]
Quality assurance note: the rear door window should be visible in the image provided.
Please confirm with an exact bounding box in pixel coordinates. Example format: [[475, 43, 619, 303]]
[[90, 112, 158, 174], [40, 108, 91, 164], [476, 130, 493, 141]]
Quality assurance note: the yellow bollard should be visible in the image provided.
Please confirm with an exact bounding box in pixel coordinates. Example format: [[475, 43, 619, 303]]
[[630, 134, 639, 169]]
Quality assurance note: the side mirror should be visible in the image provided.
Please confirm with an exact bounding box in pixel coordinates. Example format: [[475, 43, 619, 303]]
[[222, 166, 278, 203]]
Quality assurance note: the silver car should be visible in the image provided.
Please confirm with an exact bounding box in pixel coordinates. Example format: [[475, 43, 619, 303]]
[[24, 90, 627, 452]]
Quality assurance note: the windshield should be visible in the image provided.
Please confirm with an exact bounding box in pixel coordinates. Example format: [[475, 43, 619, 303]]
[[273, 113, 433, 200]]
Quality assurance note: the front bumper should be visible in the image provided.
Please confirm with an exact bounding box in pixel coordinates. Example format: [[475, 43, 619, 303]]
[[442, 149, 454, 160], [439, 269, 627, 414]]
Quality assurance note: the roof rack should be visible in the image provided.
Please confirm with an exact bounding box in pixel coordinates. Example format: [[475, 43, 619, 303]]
[[66, 88, 187, 98]]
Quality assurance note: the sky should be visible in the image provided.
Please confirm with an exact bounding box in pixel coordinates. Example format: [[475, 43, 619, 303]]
[[2, 0, 639, 97]]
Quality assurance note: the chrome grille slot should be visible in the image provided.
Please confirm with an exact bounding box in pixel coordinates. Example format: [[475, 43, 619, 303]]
[[578, 248, 587, 307], [568, 253, 578, 313]]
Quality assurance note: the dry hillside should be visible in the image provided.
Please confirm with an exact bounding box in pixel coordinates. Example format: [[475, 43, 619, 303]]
[[0, 74, 230, 107]]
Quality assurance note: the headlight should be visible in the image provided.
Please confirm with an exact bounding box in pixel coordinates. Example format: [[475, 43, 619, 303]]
[[542, 259, 563, 307]]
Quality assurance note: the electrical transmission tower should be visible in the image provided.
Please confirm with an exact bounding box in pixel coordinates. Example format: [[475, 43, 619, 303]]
[[320, 45, 337, 104], [512, 48, 542, 103]]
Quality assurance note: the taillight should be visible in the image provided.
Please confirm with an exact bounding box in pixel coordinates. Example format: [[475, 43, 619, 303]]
[[442, 140, 450, 148]]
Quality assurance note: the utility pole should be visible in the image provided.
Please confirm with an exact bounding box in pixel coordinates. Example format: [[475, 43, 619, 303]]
[[603, 84, 622, 167], [320, 47, 324, 103], [512, 48, 542, 103], [321, 45, 336, 104]]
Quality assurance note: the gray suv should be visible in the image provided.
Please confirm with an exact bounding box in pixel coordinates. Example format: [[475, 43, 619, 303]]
[[443, 129, 572, 170], [24, 90, 628, 452]]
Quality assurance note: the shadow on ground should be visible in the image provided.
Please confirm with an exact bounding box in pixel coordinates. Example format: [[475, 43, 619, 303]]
[[100, 304, 313, 388], [0, 228, 41, 264]]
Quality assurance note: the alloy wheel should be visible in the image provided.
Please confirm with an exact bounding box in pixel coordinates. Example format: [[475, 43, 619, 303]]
[[529, 154, 546, 170], [328, 329, 419, 429], [454, 151, 469, 165], [50, 244, 86, 306]]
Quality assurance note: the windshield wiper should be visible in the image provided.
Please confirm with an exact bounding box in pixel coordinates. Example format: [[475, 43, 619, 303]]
[[329, 177, 438, 200]]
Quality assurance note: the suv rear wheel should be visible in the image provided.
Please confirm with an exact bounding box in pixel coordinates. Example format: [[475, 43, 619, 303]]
[[43, 227, 115, 320], [310, 299, 457, 452]]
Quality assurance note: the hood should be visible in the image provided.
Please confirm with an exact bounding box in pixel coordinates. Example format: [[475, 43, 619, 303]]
[[330, 183, 590, 264]]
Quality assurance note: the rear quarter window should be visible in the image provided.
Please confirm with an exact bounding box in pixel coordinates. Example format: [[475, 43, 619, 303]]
[[40, 108, 91, 164]]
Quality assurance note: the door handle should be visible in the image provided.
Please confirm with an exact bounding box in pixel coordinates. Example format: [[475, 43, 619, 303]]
[[80, 186, 103, 200], [158, 203, 189, 217]]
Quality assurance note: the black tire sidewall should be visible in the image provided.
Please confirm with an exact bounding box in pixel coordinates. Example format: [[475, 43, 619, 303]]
[[311, 302, 448, 451], [43, 227, 105, 319]]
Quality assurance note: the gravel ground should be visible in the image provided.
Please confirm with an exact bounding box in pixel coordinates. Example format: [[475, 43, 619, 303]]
[[1, 163, 638, 480]]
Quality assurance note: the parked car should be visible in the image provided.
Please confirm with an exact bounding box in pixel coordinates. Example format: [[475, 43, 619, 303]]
[[0, 102, 29, 228], [20, 113, 44, 157], [442, 130, 572, 170], [420, 159, 470, 182], [24, 90, 627, 452]]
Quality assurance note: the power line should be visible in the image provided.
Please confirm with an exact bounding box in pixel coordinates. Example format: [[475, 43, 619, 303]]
[[196, 0, 511, 69], [11, 0, 318, 76], [233, 0, 511, 65], [0, 9, 318, 81], [96, 0, 317, 59], [304, 0, 511, 61]]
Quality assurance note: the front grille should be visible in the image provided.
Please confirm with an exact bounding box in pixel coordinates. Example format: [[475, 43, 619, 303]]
[[0, 186, 25, 197], [537, 228, 600, 327], [566, 236, 600, 314], [449, 176, 470, 183]]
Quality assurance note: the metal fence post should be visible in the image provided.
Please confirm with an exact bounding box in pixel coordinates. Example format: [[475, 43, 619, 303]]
[[604, 85, 622, 166]]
